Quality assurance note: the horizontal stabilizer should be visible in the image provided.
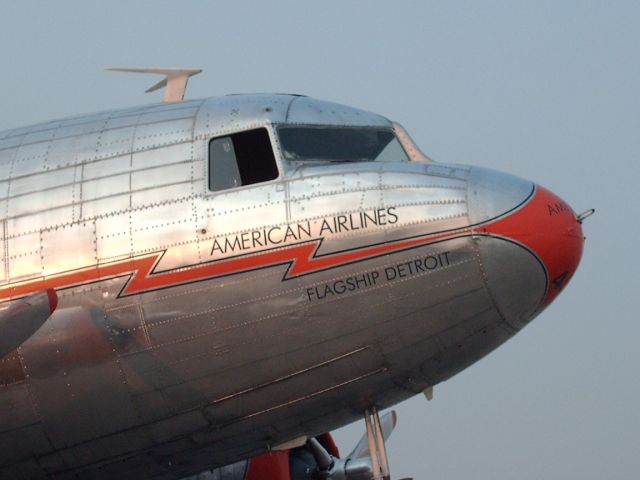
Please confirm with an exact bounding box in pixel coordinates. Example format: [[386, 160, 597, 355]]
[[0, 289, 57, 357]]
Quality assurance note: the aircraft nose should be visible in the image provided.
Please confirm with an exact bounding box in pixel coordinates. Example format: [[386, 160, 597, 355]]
[[467, 167, 585, 330]]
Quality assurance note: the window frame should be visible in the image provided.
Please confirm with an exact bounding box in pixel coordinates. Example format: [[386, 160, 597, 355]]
[[205, 125, 282, 195]]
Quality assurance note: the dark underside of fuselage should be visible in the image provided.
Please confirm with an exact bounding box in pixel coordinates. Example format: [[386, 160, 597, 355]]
[[0, 231, 546, 479]]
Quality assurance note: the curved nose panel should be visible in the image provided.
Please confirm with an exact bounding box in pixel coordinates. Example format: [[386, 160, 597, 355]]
[[467, 168, 585, 329], [475, 236, 547, 330], [483, 185, 585, 308], [467, 167, 535, 224]]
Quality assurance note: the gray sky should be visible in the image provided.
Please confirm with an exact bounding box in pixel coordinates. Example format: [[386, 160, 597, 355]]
[[1, 1, 638, 479]]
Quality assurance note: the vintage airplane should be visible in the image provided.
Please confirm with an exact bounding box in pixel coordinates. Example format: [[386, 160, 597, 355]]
[[0, 68, 592, 479]]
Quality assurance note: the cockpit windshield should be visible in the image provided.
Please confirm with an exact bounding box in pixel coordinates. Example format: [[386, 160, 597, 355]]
[[278, 126, 409, 163]]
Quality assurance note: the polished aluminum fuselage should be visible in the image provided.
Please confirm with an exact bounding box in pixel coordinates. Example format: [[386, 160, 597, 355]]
[[0, 95, 548, 479]]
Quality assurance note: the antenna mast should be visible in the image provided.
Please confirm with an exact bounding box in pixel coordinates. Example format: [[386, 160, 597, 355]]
[[105, 67, 202, 103]]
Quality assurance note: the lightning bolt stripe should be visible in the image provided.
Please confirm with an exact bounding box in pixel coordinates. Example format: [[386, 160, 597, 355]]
[[0, 228, 472, 304], [0, 185, 539, 304]]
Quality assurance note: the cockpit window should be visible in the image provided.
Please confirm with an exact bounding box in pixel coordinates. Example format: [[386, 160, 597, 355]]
[[208, 128, 279, 192], [278, 126, 409, 163]]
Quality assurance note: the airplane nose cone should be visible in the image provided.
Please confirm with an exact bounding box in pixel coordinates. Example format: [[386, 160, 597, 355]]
[[467, 167, 585, 330]]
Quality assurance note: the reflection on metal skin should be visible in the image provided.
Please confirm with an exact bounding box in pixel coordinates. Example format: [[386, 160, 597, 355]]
[[0, 94, 586, 479]]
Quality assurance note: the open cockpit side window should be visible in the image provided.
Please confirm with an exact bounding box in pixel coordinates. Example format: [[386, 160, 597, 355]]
[[208, 128, 279, 192]]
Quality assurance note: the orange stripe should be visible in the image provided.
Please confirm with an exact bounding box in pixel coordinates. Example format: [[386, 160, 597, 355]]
[[4, 187, 565, 305], [0, 228, 469, 303]]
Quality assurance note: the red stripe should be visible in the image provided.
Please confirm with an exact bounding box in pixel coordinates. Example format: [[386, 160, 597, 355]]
[[0, 228, 469, 303], [4, 187, 570, 305]]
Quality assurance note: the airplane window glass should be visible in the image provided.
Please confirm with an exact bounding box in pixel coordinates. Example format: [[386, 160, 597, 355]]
[[209, 137, 241, 190], [208, 128, 279, 192], [278, 127, 409, 163]]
